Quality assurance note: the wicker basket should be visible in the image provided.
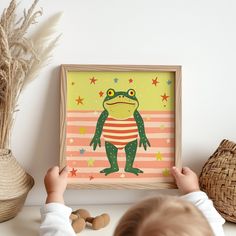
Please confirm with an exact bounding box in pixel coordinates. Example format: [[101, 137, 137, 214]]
[[199, 139, 236, 223], [0, 149, 34, 222]]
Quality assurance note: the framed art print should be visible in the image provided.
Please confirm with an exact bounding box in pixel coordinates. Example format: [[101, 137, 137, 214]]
[[60, 65, 181, 189]]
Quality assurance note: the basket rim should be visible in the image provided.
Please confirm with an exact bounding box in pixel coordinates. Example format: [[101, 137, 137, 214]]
[[0, 149, 35, 200]]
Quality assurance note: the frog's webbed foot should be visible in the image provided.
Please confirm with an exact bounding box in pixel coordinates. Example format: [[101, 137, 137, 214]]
[[100, 167, 119, 176], [125, 167, 143, 176]]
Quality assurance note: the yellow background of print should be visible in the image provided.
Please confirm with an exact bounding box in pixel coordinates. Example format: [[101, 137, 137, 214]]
[[67, 71, 175, 111]]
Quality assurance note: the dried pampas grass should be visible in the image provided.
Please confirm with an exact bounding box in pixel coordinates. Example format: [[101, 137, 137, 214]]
[[0, 0, 61, 148]]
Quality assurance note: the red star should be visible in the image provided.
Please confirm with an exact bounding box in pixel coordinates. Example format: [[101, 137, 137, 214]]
[[70, 168, 77, 177], [152, 77, 159, 86], [75, 96, 84, 105], [89, 175, 94, 180], [99, 91, 104, 97], [161, 93, 170, 101], [129, 78, 133, 83], [90, 77, 97, 84]]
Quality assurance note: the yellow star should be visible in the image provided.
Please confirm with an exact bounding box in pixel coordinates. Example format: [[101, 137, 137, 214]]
[[160, 124, 165, 129], [156, 152, 163, 161], [79, 127, 86, 134], [87, 158, 95, 167], [162, 168, 170, 177]]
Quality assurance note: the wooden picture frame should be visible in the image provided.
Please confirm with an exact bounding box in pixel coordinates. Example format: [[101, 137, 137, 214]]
[[60, 65, 181, 189]]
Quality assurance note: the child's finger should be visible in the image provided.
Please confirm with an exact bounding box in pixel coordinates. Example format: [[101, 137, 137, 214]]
[[47, 166, 58, 173], [59, 166, 69, 178], [48, 166, 60, 176], [171, 166, 183, 179], [182, 167, 192, 175]]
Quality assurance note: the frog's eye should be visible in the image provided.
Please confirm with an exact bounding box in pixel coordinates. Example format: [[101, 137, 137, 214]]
[[107, 89, 115, 97], [127, 89, 135, 97]]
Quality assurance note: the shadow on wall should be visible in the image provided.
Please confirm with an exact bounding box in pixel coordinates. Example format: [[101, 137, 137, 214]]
[[183, 146, 217, 176], [27, 66, 61, 204]]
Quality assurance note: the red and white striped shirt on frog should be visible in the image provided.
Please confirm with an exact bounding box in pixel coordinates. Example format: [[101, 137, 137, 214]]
[[102, 116, 139, 150]]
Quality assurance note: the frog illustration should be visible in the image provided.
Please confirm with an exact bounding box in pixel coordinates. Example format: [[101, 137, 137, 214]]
[[90, 88, 150, 176]]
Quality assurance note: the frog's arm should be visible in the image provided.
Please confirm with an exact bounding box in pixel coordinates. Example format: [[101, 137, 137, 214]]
[[134, 110, 151, 150], [90, 110, 108, 150]]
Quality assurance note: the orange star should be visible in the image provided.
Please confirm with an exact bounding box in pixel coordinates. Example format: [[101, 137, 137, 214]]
[[70, 168, 77, 177], [161, 93, 170, 101], [75, 96, 84, 105], [99, 91, 104, 97], [152, 77, 159, 86], [90, 77, 97, 84], [89, 175, 94, 180]]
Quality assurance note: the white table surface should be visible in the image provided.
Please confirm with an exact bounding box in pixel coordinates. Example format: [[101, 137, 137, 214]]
[[0, 205, 235, 235]]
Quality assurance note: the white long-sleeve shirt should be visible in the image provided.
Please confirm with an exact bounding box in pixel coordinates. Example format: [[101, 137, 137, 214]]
[[40, 191, 225, 236], [181, 191, 225, 236]]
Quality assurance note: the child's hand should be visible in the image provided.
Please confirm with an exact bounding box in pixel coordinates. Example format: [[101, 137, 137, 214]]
[[171, 166, 200, 195], [44, 166, 69, 204]]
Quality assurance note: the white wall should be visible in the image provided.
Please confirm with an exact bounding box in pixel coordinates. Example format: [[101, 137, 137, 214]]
[[1, 0, 236, 205]]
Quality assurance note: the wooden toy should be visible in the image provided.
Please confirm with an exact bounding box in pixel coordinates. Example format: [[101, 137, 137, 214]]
[[70, 209, 110, 232], [86, 213, 110, 230]]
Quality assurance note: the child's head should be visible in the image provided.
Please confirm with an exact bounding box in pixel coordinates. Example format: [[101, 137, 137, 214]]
[[114, 196, 214, 236]]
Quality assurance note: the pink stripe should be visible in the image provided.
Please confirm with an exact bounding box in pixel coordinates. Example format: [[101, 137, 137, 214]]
[[67, 160, 174, 168], [66, 151, 174, 158], [66, 126, 174, 134], [68, 172, 173, 179], [67, 138, 174, 147]]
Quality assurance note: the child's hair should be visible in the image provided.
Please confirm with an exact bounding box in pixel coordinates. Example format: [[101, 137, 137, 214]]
[[114, 196, 214, 236]]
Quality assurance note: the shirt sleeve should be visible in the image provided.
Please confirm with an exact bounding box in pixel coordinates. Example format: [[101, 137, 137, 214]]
[[181, 191, 225, 236], [40, 203, 76, 236]]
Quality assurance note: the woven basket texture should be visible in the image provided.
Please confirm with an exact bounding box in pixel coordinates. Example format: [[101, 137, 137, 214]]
[[0, 149, 34, 222], [199, 139, 236, 223]]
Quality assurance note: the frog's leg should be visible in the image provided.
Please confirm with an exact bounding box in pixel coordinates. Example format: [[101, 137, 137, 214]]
[[124, 139, 143, 175], [100, 141, 119, 176]]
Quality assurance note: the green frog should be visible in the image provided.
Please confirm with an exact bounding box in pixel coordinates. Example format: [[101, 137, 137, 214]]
[[90, 88, 150, 176]]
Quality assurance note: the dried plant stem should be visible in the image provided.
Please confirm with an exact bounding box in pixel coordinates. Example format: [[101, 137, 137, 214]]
[[0, 0, 60, 149]]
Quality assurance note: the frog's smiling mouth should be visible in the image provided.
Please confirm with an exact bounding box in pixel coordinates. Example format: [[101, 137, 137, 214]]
[[106, 102, 135, 106]]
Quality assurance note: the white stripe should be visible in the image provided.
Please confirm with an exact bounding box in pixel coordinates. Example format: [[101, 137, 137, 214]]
[[67, 121, 173, 127], [67, 157, 173, 162], [113, 145, 127, 148], [67, 112, 174, 118], [66, 146, 174, 153], [68, 177, 174, 183], [102, 126, 138, 131], [105, 120, 136, 124], [67, 133, 174, 138]]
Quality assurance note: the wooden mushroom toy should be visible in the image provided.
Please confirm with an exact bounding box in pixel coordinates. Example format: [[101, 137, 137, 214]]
[[86, 213, 110, 230], [70, 213, 86, 233], [72, 209, 91, 220]]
